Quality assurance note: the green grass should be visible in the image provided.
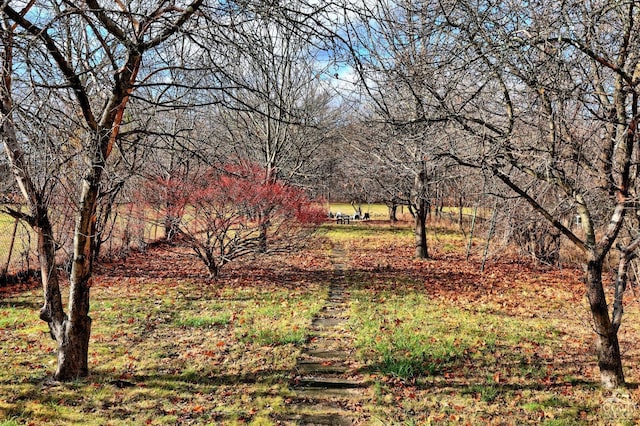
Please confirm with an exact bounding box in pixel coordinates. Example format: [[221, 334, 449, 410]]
[[0, 246, 330, 425], [348, 289, 556, 380], [174, 312, 231, 328], [2, 221, 640, 425], [234, 288, 326, 345]]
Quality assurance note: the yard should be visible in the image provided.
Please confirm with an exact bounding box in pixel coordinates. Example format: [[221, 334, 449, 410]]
[[1, 221, 639, 425]]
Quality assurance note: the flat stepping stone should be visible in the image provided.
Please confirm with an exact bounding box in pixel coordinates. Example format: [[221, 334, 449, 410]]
[[325, 303, 347, 310], [321, 306, 345, 314], [275, 413, 355, 425], [305, 349, 352, 360], [297, 360, 350, 374], [306, 337, 352, 352], [292, 386, 366, 400], [311, 317, 346, 328], [293, 376, 365, 389]]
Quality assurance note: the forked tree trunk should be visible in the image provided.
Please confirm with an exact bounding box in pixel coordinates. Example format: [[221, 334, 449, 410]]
[[29, 205, 91, 381], [586, 258, 625, 388], [52, 171, 99, 380]]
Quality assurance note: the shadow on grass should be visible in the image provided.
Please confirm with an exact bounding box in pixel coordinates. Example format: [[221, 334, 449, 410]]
[[358, 352, 640, 394], [0, 298, 41, 310], [96, 239, 339, 288], [0, 366, 296, 425]]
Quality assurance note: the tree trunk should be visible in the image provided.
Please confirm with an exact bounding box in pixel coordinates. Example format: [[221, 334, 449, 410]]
[[413, 167, 429, 259], [586, 257, 625, 388], [164, 214, 180, 241], [55, 160, 102, 380], [32, 207, 91, 381], [415, 198, 428, 259], [389, 204, 398, 222], [258, 222, 268, 253], [93, 180, 125, 259], [207, 260, 220, 280], [54, 315, 92, 380], [35, 212, 66, 343]]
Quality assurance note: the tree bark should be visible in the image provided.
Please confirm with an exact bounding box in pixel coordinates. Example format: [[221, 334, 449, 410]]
[[258, 221, 268, 253], [415, 198, 428, 259], [388, 203, 398, 222], [35, 211, 66, 344], [586, 257, 625, 388], [413, 167, 429, 259], [54, 161, 101, 380]]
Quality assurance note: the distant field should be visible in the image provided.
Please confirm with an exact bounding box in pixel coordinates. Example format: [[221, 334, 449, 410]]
[[328, 203, 489, 222], [0, 205, 166, 275], [329, 203, 391, 219], [0, 210, 36, 274]]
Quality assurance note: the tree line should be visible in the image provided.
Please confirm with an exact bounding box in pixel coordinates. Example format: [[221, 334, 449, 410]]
[[1, 0, 639, 389]]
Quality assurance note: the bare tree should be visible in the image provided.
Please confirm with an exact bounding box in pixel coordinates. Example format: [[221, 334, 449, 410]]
[[337, 0, 455, 258], [0, 1, 204, 380], [432, 0, 640, 388], [334, 0, 640, 388]]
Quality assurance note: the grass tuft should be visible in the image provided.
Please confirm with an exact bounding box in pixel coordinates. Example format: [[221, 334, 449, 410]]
[[174, 313, 231, 328]]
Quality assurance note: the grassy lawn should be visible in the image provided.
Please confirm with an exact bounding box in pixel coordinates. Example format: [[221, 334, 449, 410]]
[[333, 224, 640, 425], [329, 203, 390, 219], [0, 242, 331, 425], [0, 211, 36, 275], [1, 221, 640, 424], [328, 202, 491, 223]]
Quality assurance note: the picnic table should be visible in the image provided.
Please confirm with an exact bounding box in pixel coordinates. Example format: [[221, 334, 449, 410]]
[[336, 213, 350, 224], [334, 212, 370, 224]]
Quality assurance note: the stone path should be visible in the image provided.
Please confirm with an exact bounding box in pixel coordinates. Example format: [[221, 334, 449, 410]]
[[276, 245, 368, 425]]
